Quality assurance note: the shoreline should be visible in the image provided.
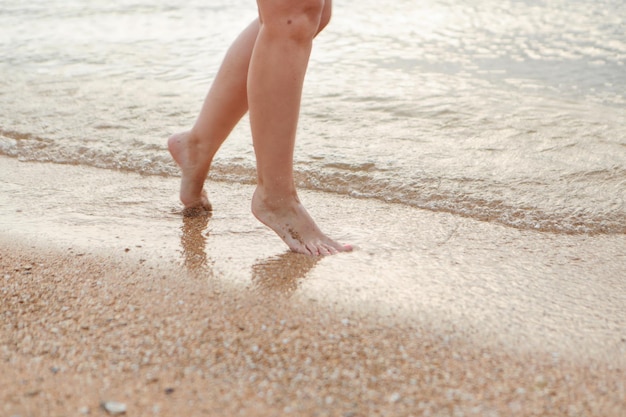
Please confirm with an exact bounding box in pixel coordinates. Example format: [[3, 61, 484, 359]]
[[1, 156, 625, 415]]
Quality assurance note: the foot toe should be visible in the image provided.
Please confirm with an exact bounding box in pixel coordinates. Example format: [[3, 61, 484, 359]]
[[317, 244, 333, 256], [321, 243, 338, 256], [304, 242, 323, 256]]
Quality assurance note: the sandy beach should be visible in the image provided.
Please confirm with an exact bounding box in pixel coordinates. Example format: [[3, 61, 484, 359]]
[[1, 156, 625, 416]]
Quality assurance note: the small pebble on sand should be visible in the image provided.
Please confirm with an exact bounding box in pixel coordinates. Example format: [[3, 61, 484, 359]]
[[389, 392, 402, 403], [101, 401, 127, 415]]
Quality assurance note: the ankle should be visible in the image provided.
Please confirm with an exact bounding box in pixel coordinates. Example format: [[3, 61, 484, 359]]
[[185, 129, 204, 149], [190, 128, 224, 159], [254, 185, 299, 208]]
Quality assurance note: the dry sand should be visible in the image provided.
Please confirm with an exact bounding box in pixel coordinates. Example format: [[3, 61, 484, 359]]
[[1, 157, 625, 416]]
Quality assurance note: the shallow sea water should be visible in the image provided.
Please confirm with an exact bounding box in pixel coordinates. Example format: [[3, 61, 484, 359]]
[[2, 157, 625, 362], [0, 0, 625, 235]]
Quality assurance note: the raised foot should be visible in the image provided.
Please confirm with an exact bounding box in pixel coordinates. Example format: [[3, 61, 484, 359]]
[[251, 188, 352, 256], [167, 132, 212, 212]]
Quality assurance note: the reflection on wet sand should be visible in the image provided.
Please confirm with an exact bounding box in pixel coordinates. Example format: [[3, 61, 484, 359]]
[[180, 210, 212, 273], [252, 252, 319, 296]]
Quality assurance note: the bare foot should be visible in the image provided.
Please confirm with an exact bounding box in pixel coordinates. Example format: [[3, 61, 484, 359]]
[[251, 187, 352, 256], [167, 132, 212, 213]]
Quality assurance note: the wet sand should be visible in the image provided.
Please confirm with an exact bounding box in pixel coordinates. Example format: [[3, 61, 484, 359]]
[[1, 156, 625, 416]]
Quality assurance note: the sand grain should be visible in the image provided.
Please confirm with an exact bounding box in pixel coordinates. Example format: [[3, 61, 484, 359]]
[[1, 244, 624, 417]]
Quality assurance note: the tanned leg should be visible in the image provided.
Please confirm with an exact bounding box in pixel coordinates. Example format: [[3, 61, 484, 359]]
[[168, 1, 348, 255], [168, 20, 259, 209], [168, 3, 332, 210], [249, 0, 351, 255]]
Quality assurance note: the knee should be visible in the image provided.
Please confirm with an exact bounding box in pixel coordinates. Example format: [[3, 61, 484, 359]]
[[261, 0, 325, 42]]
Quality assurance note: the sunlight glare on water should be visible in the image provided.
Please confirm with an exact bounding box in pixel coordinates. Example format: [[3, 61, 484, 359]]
[[0, 0, 624, 234]]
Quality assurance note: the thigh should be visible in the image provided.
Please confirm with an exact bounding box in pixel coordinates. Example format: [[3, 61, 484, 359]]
[[318, 0, 332, 34]]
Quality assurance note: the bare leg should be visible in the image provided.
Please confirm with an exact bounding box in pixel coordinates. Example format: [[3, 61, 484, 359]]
[[249, 0, 351, 255], [168, 4, 332, 210], [168, 20, 260, 209], [168, 0, 349, 255]]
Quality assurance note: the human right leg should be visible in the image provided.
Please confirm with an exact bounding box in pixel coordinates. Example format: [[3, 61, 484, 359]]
[[168, 20, 259, 209]]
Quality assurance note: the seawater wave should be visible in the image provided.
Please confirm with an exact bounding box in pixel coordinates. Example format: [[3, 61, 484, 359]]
[[1, 127, 624, 235], [1, 0, 625, 236]]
